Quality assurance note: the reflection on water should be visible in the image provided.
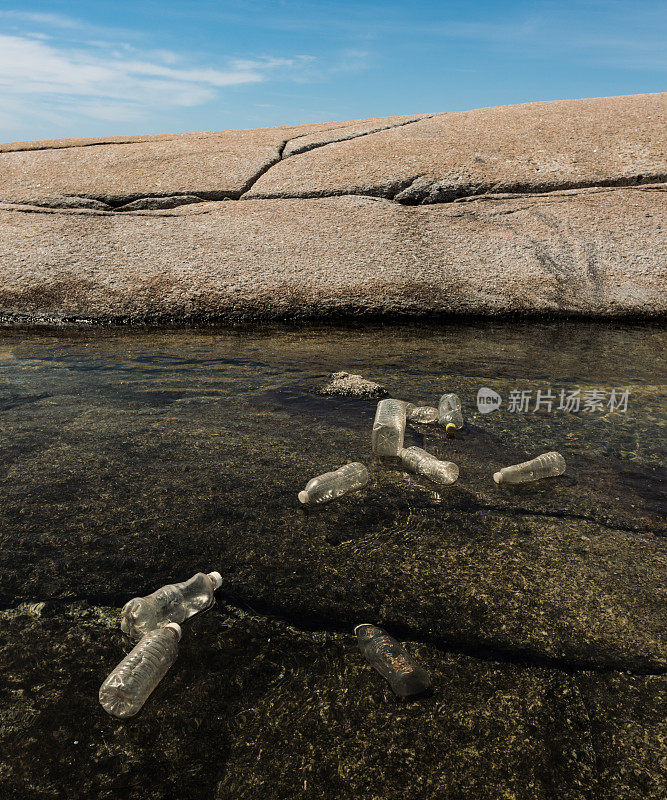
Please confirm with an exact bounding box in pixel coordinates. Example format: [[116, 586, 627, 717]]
[[0, 320, 664, 800], [0, 320, 664, 610]]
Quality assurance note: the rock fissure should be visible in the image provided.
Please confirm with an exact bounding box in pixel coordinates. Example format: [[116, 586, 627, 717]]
[[0, 116, 437, 211], [236, 115, 436, 201], [455, 502, 664, 536], [0, 136, 178, 154], [1, 595, 663, 676], [3, 177, 664, 215], [243, 174, 667, 205]]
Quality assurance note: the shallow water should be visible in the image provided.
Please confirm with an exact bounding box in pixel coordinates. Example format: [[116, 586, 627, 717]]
[[0, 320, 665, 800], [0, 320, 664, 606]]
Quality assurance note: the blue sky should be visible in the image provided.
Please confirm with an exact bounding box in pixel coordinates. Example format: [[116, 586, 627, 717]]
[[0, 1, 664, 142]]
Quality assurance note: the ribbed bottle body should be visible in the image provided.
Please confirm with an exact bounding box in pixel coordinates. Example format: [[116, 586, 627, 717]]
[[121, 572, 220, 638], [299, 462, 369, 505], [355, 624, 431, 697], [405, 404, 440, 424], [438, 393, 464, 432], [399, 446, 459, 485], [99, 625, 180, 718], [371, 399, 407, 456], [494, 451, 566, 484]]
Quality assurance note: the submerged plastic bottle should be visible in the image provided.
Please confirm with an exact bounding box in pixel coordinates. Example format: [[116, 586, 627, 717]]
[[438, 393, 464, 434], [405, 404, 440, 424], [355, 624, 431, 697], [494, 451, 566, 484], [121, 571, 222, 639], [298, 462, 369, 505], [399, 446, 459, 485], [372, 399, 407, 457], [99, 623, 181, 718]]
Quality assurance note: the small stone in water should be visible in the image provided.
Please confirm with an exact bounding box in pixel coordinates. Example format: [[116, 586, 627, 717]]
[[318, 372, 387, 400]]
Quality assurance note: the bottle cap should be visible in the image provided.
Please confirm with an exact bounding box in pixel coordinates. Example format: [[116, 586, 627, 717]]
[[493, 471, 503, 484], [208, 571, 223, 589], [298, 490, 310, 504], [165, 622, 182, 640]]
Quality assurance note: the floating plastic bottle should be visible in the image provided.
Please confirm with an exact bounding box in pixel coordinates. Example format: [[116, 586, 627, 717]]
[[493, 451, 566, 485], [121, 571, 222, 639], [355, 624, 431, 697], [371, 399, 407, 457], [298, 462, 369, 505], [399, 446, 459, 485], [438, 393, 464, 434], [99, 623, 181, 718], [405, 404, 440, 424]]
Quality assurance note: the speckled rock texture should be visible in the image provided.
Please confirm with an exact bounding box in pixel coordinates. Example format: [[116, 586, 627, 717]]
[[0, 604, 664, 800], [0, 93, 665, 323], [318, 372, 388, 399], [0, 325, 664, 799]]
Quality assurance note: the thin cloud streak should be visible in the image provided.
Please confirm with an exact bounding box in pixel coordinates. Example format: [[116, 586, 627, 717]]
[[0, 32, 315, 130]]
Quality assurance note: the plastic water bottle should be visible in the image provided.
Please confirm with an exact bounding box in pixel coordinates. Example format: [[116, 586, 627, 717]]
[[355, 624, 431, 697], [371, 399, 407, 456], [405, 404, 440, 424], [121, 572, 222, 639], [438, 393, 464, 434], [99, 623, 181, 718], [494, 451, 566, 484], [399, 446, 459, 485], [298, 462, 369, 505]]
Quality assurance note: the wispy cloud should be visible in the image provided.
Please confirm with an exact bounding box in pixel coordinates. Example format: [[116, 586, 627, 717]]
[[0, 15, 315, 138]]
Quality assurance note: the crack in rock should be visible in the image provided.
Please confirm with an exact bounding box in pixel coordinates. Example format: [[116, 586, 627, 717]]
[[392, 173, 667, 205], [1, 594, 663, 677]]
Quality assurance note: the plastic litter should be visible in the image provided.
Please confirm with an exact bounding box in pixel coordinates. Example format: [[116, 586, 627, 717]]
[[438, 393, 464, 434], [355, 623, 431, 697], [494, 451, 566, 484], [405, 404, 440, 424], [99, 623, 181, 718], [371, 399, 407, 457], [298, 462, 369, 505], [121, 571, 222, 639], [399, 446, 459, 485]]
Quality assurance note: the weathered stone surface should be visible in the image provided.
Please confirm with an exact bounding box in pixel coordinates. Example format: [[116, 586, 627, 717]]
[[0, 114, 425, 206], [0, 603, 663, 800], [318, 371, 388, 399], [246, 93, 667, 200], [0, 185, 664, 322], [0, 325, 663, 798], [115, 194, 205, 211], [0, 93, 664, 322], [0, 327, 663, 676]]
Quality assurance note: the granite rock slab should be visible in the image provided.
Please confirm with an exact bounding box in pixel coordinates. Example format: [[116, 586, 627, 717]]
[[0, 93, 664, 322]]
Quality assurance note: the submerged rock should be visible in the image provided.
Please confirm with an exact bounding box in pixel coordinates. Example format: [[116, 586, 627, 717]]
[[318, 371, 388, 399], [0, 325, 664, 799], [0, 603, 663, 800]]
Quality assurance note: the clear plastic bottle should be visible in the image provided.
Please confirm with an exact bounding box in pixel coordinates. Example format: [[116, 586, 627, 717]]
[[493, 451, 566, 484], [438, 393, 464, 434], [355, 624, 431, 698], [371, 399, 407, 457], [121, 571, 222, 639], [405, 404, 440, 424], [99, 623, 181, 718], [399, 446, 459, 485], [298, 462, 369, 505]]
